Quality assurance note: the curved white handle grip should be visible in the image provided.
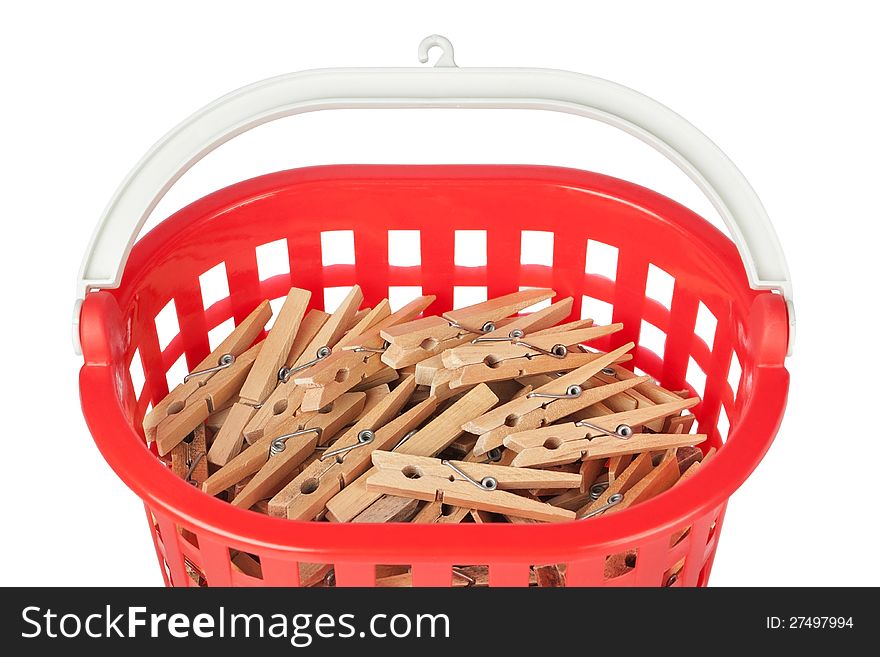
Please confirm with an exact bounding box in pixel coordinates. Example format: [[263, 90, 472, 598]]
[[75, 35, 794, 354]]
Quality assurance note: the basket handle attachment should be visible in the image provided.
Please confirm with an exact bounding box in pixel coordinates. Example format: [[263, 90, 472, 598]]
[[74, 35, 794, 355]]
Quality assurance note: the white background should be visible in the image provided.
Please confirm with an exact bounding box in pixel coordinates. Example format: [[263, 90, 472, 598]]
[[1, 0, 878, 586]]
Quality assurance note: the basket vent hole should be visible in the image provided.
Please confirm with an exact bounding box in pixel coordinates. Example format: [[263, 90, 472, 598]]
[[155, 299, 179, 352], [639, 320, 667, 358], [717, 405, 731, 443], [388, 230, 421, 266], [256, 238, 290, 282], [199, 262, 230, 310], [604, 549, 637, 580], [585, 239, 618, 281], [532, 564, 567, 587], [520, 230, 554, 266], [645, 264, 675, 309], [129, 348, 145, 397], [320, 230, 355, 266], [300, 562, 335, 587], [375, 565, 412, 587], [389, 286, 423, 311], [230, 550, 263, 580], [402, 465, 422, 479], [300, 477, 320, 495], [686, 357, 707, 399], [454, 230, 487, 267], [273, 399, 288, 416], [695, 301, 718, 349], [184, 558, 208, 587], [728, 353, 742, 400], [580, 296, 613, 325], [542, 436, 564, 450], [453, 286, 488, 310]]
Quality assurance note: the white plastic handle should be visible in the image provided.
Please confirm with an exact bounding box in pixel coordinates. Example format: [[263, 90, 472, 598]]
[[75, 35, 794, 354]]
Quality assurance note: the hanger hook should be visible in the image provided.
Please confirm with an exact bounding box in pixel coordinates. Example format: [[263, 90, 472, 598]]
[[418, 34, 457, 68]]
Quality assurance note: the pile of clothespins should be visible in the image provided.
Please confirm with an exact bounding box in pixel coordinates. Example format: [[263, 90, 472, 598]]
[[146, 286, 712, 584]]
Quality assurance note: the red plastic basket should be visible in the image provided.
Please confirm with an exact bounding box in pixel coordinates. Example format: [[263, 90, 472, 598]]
[[78, 163, 789, 587], [75, 40, 793, 585]]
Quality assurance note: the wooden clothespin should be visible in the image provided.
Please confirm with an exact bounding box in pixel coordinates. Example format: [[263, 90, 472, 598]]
[[267, 376, 426, 519], [441, 330, 627, 391], [145, 300, 272, 455], [242, 287, 365, 443], [504, 398, 703, 468], [380, 288, 555, 368], [207, 288, 312, 465], [201, 390, 365, 500], [324, 383, 498, 523], [441, 322, 623, 369], [465, 342, 638, 456], [293, 295, 435, 411], [229, 391, 366, 510], [366, 451, 580, 522]]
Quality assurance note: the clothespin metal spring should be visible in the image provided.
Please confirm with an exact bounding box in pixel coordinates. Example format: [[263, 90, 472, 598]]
[[343, 340, 389, 354], [472, 328, 567, 359], [481, 447, 503, 463], [269, 427, 322, 456], [578, 493, 624, 519], [183, 451, 206, 485], [279, 346, 332, 383], [589, 481, 609, 501], [575, 419, 634, 439], [442, 460, 498, 491], [320, 429, 374, 462], [527, 384, 583, 400], [183, 353, 235, 383], [449, 319, 496, 334]]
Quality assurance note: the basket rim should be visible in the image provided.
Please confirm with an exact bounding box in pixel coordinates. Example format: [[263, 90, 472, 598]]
[[78, 164, 790, 561]]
